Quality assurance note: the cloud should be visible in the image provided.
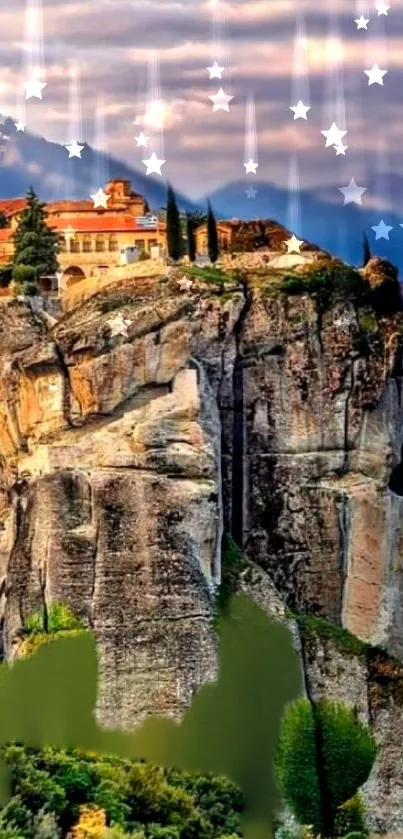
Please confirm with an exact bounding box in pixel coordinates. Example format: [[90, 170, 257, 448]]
[[0, 0, 401, 200]]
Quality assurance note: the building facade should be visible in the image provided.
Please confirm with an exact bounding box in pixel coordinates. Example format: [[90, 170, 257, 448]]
[[0, 179, 167, 289]]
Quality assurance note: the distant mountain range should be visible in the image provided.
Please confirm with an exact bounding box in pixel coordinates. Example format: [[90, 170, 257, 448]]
[[207, 178, 403, 273], [0, 116, 401, 272]]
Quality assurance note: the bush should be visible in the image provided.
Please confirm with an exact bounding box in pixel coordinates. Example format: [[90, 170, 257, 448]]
[[275, 699, 376, 837], [280, 261, 369, 313], [12, 264, 37, 284], [334, 794, 368, 837], [22, 281, 39, 297]]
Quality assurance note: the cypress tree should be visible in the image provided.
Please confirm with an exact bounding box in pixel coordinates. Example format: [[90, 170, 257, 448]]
[[362, 231, 371, 267], [12, 186, 60, 292], [166, 183, 181, 261], [207, 200, 219, 263], [186, 213, 196, 263]]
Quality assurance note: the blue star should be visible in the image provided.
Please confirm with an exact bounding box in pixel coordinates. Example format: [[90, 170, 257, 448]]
[[371, 219, 393, 240]]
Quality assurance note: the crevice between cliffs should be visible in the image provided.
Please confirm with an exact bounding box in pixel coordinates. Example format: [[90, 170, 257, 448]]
[[230, 277, 252, 549]]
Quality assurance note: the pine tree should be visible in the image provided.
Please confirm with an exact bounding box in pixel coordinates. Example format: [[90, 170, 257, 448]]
[[186, 213, 196, 263], [166, 183, 182, 262], [207, 200, 219, 263], [362, 232, 371, 267], [12, 186, 60, 292]]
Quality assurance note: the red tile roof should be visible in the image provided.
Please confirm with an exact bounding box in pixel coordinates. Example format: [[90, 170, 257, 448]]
[[0, 199, 27, 215], [49, 216, 160, 233]]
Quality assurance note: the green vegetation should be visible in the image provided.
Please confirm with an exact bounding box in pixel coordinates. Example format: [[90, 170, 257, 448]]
[[166, 185, 182, 262], [215, 537, 244, 616], [187, 265, 227, 286], [279, 262, 369, 314], [275, 699, 376, 838], [18, 603, 86, 658], [0, 745, 243, 839], [0, 595, 301, 839], [12, 187, 60, 295], [295, 614, 369, 659], [207, 202, 219, 264], [0, 211, 8, 230]]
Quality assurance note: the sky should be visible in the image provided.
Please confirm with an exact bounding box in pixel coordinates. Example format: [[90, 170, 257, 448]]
[[0, 0, 402, 202]]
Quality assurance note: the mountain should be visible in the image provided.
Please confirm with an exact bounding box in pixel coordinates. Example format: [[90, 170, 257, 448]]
[[206, 177, 403, 273], [0, 116, 200, 213]]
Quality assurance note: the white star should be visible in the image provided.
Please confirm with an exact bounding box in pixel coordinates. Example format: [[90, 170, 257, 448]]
[[62, 225, 76, 242], [21, 79, 47, 100], [245, 187, 257, 199], [334, 142, 348, 155], [206, 60, 224, 79], [15, 120, 26, 132], [244, 158, 258, 174], [108, 314, 131, 338], [376, 0, 390, 14], [178, 276, 193, 292], [208, 88, 234, 112], [364, 64, 387, 85], [65, 140, 84, 159], [90, 187, 110, 208], [285, 234, 304, 254], [142, 152, 166, 176], [321, 122, 347, 148], [355, 15, 369, 29], [372, 219, 393, 239], [134, 132, 149, 147], [289, 100, 311, 120], [338, 178, 367, 205]]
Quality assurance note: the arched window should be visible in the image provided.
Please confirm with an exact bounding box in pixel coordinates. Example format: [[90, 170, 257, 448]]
[[83, 235, 92, 252], [109, 235, 118, 252], [70, 237, 80, 253], [95, 235, 105, 252]]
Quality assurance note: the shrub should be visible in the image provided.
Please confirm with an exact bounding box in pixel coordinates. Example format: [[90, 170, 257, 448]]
[[275, 699, 376, 837], [281, 262, 369, 313], [12, 264, 38, 284], [334, 794, 368, 837]]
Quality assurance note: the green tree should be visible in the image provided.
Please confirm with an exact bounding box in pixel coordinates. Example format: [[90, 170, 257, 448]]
[[275, 699, 377, 838], [362, 232, 371, 267], [0, 212, 8, 230], [12, 186, 60, 292], [166, 184, 182, 262], [207, 202, 218, 263], [186, 214, 196, 263]]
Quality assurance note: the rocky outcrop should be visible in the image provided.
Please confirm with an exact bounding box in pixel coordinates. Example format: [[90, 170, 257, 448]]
[[0, 253, 403, 827]]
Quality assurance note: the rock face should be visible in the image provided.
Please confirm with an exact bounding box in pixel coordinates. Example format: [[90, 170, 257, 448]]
[[1, 256, 403, 828]]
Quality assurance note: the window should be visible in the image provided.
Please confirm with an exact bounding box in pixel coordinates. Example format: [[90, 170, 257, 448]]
[[83, 235, 92, 252], [109, 235, 118, 252], [135, 240, 145, 250], [70, 238, 80, 253], [149, 239, 157, 248], [59, 237, 67, 252], [95, 235, 105, 252]]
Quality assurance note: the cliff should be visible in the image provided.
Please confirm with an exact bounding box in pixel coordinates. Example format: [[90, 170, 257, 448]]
[[0, 248, 403, 831]]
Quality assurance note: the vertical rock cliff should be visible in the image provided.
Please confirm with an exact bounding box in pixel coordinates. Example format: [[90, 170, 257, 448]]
[[0, 251, 403, 829]]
